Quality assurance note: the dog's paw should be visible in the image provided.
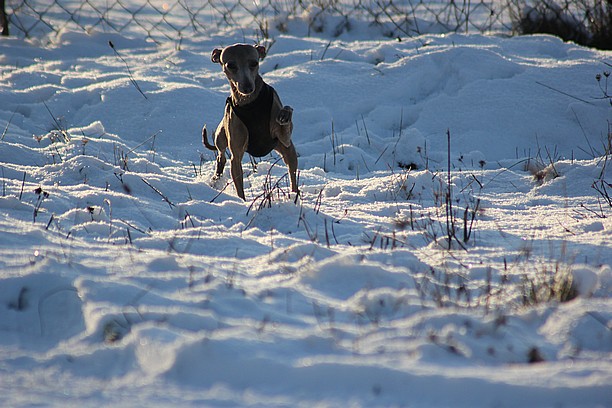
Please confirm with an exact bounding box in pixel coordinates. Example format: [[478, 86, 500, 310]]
[[210, 173, 224, 185], [276, 106, 293, 125], [209, 174, 229, 192]]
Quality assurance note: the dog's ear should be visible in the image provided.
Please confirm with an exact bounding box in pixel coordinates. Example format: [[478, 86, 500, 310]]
[[211, 48, 222, 64], [255, 45, 266, 60]]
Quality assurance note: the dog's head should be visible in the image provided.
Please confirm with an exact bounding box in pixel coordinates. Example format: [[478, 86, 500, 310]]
[[212, 44, 266, 96]]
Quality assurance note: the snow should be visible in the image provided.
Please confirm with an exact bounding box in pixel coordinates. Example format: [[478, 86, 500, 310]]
[[1, 7, 612, 407]]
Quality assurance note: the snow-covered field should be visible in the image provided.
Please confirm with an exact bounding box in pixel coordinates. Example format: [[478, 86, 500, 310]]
[[1, 5, 611, 407]]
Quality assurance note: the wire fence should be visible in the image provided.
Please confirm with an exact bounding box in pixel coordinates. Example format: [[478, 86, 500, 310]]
[[2, 0, 518, 43], [1, 1, 609, 47]]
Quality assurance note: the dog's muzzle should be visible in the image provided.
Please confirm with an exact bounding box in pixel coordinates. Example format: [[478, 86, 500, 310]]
[[234, 78, 255, 95]]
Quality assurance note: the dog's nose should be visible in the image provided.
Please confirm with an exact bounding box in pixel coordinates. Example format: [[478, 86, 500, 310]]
[[239, 82, 254, 95]]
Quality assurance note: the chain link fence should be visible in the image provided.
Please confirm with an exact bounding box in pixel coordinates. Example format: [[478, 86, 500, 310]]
[[2, 0, 518, 43], [1, 1, 609, 48]]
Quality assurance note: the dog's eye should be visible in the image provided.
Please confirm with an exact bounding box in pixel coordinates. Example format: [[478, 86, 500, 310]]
[[226, 62, 238, 71], [249, 61, 258, 69]]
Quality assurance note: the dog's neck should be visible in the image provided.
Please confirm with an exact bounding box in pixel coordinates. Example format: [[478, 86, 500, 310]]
[[230, 75, 264, 106]]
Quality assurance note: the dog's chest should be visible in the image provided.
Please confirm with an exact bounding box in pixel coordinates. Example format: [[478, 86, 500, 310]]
[[229, 84, 278, 157]]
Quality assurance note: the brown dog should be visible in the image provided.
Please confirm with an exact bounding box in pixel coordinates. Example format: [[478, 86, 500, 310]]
[[202, 44, 298, 200]]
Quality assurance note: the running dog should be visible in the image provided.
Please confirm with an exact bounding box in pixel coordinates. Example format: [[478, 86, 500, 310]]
[[202, 44, 298, 200]]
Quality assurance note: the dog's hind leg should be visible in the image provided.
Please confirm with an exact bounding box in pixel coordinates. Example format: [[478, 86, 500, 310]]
[[275, 141, 299, 194], [213, 122, 228, 179], [202, 124, 228, 180]]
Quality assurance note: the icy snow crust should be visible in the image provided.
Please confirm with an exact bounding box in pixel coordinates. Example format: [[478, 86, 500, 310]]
[[1, 26, 611, 408]]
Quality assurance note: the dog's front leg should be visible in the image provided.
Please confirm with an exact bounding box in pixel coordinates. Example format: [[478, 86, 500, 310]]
[[274, 105, 294, 150], [227, 115, 249, 200], [276, 106, 293, 125], [230, 153, 245, 200]]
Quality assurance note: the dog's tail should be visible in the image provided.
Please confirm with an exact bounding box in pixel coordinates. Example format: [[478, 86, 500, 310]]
[[201, 125, 216, 151]]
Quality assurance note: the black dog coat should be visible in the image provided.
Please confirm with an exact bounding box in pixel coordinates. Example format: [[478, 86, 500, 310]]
[[227, 83, 278, 157]]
